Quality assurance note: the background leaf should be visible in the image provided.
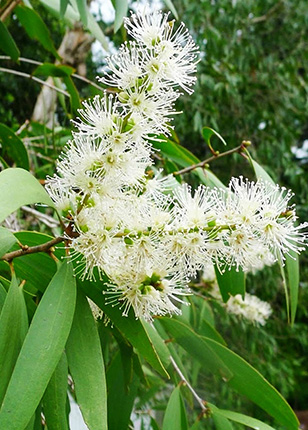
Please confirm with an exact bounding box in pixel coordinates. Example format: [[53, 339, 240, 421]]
[[0, 262, 76, 430], [162, 385, 188, 430], [0, 168, 55, 223], [66, 289, 107, 430], [0, 123, 29, 170], [0, 21, 20, 61], [0, 227, 17, 258], [214, 265, 245, 303]]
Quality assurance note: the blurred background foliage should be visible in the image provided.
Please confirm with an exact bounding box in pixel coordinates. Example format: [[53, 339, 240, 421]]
[[0, 0, 308, 428]]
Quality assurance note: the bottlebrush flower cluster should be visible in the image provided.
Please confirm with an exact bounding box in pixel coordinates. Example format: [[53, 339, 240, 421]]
[[46, 9, 307, 321]]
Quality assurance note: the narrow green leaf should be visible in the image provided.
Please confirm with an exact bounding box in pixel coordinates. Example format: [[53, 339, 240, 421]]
[[0, 275, 28, 404], [212, 412, 234, 430], [141, 320, 170, 371], [209, 405, 276, 430], [160, 318, 232, 379], [161, 319, 299, 429], [162, 386, 188, 430], [0, 282, 6, 312], [249, 155, 299, 323], [286, 251, 299, 324], [63, 76, 81, 112], [66, 289, 107, 430], [202, 126, 227, 150], [0, 262, 76, 430], [60, 0, 70, 16], [43, 352, 69, 430], [107, 351, 138, 430], [0, 123, 29, 170], [79, 278, 169, 378], [75, 0, 87, 26], [113, 0, 128, 33], [214, 265, 245, 303], [15, 5, 60, 59], [0, 227, 17, 258], [0, 21, 20, 61], [162, 0, 178, 19], [0, 168, 55, 223], [33, 63, 75, 78]]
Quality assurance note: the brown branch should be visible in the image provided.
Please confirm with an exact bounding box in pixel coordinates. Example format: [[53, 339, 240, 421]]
[[173, 141, 251, 177], [0, 0, 20, 22], [1, 236, 65, 262]]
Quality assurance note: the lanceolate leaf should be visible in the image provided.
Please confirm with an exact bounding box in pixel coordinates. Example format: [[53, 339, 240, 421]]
[[0, 262, 76, 430], [208, 404, 276, 430], [0, 275, 28, 404], [33, 63, 75, 78], [66, 289, 107, 430], [43, 352, 69, 430], [214, 265, 245, 303], [0, 168, 55, 223], [75, 0, 87, 26], [0, 123, 29, 170], [249, 155, 299, 324], [161, 318, 299, 429], [79, 278, 169, 378], [0, 226, 17, 258], [0, 21, 20, 62], [162, 385, 188, 430], [15, 5, 60, 59], [113, 0, 128, 33]]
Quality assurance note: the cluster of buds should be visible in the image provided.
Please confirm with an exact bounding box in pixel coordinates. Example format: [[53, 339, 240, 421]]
[[46, 9, 307, 321]]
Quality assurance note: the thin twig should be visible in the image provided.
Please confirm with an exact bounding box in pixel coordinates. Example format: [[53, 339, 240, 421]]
[[1, 236, 65, 262], [170, 355, 210, 414], [173, 141, 251, 176], [0, 0, 20, 21], [0, 56, 103, 91], [21, 206, 60, 229], [0, 67, 70, 96], [16, 119, 30, 135]]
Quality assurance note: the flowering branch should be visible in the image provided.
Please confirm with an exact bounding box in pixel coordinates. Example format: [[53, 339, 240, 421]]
[[0, 236, 65, 262], [173, 141, 251, 177], [170, 355, 210, 415]]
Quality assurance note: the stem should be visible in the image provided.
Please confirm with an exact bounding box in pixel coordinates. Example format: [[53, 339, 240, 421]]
[[0, 0, 20, 21], [170, 355, 210, 414], [0, 67, 70, 96], [173, 141, 251, 176], [0, 56, 103, 91], [1, 236, 65, 262]]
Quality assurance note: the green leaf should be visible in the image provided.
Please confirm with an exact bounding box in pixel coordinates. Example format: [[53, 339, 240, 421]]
[[214, 265, 245, 303], [212, 412, 234, 430], [33, 63, 75, 78], [153, 138, 226, 189], [60, 0, 70, 16], [202, 126, 227, 151], [0, 227, 17, 258], [11, 232, 61, 294], [141, 320, 171, 371], [106, 351, 138, 430], [162, 0, 178, 19], [162, 386, 188, 430], [0, 282, 6, 312], [0, 262, 76, 430], [63, 76, 81, 112], [113, 0, 128, 33], [0, 123, 29, 170], [0, 168, 55, 223], [78, 278, 169, 378], [161, 319, 299, 429], [43, 352, 69, 430], [66, 289, 107, 430], [75, 0, 87, 26], [209, 405, 276, 430], [15, 5, 60, 59], [0, 275, 28, 404], [0, 21, 20, 61], [249, 155, 299, 323], [286, 251, 299, 324], [160, 318, 232, 379]]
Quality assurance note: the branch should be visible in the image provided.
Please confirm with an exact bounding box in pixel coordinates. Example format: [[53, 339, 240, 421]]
[[1, 236, 65, 262], [173, 141, 251, 177], [0, 0, 20, 21], [170, 355, 210, 415], [0, 67, 70, 96]]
